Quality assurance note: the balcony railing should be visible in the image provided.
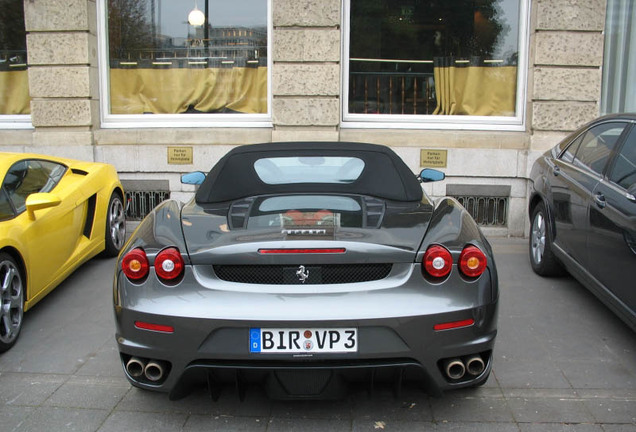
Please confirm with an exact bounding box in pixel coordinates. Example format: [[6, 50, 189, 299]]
[[349, 71, 437, 115]]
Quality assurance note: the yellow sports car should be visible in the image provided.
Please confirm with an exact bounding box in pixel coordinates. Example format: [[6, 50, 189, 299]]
[[0, 153, 125, 352]]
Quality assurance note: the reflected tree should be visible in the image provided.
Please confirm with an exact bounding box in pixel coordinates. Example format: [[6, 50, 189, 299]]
[[108, 0, 154, 60], [0, 0, 26, 56]]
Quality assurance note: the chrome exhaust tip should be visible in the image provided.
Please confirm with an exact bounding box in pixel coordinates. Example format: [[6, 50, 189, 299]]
[[125, 357, 146, 378], [465, 355, 485, 376], [144, 360, 165, 382], [444, 358, 466, 380]]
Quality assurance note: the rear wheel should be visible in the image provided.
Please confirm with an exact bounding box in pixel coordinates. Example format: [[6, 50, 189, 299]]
[[104, 192, 126, 257], [529, 202, 563, 276], [0, 253, 24, 353]]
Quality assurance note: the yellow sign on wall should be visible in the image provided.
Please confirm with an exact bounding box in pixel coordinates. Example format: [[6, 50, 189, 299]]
[[167, 146, 193, 165], [420, 149, 448, 168]]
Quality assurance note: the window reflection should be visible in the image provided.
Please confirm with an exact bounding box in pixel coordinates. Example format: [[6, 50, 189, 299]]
[[107, 0, 268, 115], [0, 0, 30, 115], [348, 0, 520, 117]]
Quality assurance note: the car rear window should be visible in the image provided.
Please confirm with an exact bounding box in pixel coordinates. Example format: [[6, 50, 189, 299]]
[[247, 195, 364, 229], [254, 157, 365, 185]]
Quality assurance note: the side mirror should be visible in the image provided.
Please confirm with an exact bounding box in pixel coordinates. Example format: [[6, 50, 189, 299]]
[[181, 171, 206, 185], [419, 168, 445, 183], [26, 193, 61, 220]]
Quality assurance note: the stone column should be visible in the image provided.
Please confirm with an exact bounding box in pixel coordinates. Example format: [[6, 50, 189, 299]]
[[24, 0, 99, 160], [271, 0, 341, 141], [530, 0, 606, 143]]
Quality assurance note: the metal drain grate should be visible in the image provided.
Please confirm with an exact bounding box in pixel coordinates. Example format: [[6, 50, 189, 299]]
[[125, 190, 171, 220], [446, 184, 510, 227], [122, 180, 171, 221], [454, 196, 508, 226]]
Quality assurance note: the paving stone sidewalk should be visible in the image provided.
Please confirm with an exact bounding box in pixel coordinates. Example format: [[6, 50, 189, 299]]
[[1, 238, 634, 431]]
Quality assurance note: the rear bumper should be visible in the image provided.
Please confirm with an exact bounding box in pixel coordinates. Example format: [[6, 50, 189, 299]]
[[115, 304, 497, 399], [114, 264, 498, 399]]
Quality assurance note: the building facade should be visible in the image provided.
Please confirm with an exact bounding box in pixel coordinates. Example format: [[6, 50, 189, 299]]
[[1, 0, 634, 236]]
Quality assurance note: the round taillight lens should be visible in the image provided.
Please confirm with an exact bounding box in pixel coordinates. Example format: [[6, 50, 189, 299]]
[[155, 247, 184, 281], [423, 245, 453, 278], [122, 248, 149, 281], [459, 245, 487, 278]]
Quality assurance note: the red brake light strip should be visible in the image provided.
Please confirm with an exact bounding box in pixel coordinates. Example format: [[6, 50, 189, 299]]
[[134, 321, 175, 333], [258, 248, 346, 254], [434, 319, 475, 331]]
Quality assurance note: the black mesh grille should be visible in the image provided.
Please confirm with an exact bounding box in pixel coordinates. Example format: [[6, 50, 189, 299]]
[[213, 263, 392, 285]]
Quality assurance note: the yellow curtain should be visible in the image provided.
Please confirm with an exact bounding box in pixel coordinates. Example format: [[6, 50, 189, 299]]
[[433, 64, 517, 116], [0, 70, 30, 115], [109, 67, 268, 114]]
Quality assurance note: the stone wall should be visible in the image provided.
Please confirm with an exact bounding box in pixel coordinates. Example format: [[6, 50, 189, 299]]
[[0, 0, 611, 237]]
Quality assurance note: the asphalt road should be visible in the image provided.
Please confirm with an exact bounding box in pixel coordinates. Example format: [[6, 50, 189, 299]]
[[1, 237, 635, 431]]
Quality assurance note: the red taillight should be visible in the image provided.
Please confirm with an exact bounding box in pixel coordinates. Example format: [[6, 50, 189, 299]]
[[155, 247, 184, 281], [122, 248, 149, 281], [434, 318, 475, 331], [459, 245, 487, 278], [134, 321, 174, 333], [423, 245, 453, 278]]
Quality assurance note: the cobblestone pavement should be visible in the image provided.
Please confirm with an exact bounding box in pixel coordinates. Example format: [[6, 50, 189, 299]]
[[1, 237, 635, 431]]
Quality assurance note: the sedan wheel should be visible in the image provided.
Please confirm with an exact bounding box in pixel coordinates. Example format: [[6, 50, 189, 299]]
[[531, 210, 546, 265], [529, 202, 563, 276], [0, 254, 24, 353], [104, 192, 126, 257]]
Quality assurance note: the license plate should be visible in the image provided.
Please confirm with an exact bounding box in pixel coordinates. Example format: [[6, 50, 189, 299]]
[[249, 328, 357, 353]]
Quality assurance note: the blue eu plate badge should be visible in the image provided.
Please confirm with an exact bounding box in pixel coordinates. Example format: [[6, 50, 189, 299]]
[[250, 328, 261, 353]]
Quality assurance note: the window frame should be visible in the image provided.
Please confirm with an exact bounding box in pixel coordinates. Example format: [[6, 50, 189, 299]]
[[0, 0, 32, 129], [340, 0, 530, 131], [96, 0, 273, 129], [0, 115, 32, 130]]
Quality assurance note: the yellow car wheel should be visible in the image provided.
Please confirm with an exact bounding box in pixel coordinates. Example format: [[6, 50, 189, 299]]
[[104, 192, 126, 257], [0, 252, 24, 353]]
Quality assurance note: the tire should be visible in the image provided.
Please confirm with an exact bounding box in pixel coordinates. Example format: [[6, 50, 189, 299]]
[[0, 253, 24, 353], [103, 192, 126, 257], [529, 202, 564, 276]]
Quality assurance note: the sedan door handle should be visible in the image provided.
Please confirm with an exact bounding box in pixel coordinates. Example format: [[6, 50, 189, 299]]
[[552, 166, 561, 176], [594, 193, 606, 209]]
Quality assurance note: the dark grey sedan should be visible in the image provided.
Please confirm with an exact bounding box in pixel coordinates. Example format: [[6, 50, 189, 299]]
[[528, 114, 636, 331]]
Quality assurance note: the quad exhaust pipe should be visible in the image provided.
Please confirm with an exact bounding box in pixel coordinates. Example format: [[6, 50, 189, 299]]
[[144, 360, 166, 382], [125, 357, 168, 383], [125, 357, 146, 379], [444, 359, 466, 380], [442, 354, 486, 381], [465, 355, 485, 376]]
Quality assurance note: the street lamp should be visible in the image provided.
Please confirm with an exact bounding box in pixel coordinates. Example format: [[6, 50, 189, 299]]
[[188, 5, 205, 27], [188, 0, 209, 48]]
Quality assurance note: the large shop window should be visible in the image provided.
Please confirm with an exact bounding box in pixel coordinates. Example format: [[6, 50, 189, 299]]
[[100, 0, 269, 127], [0, 0, 31, 128], [601, 0, 635, 114], [343, 0, 527, 129]]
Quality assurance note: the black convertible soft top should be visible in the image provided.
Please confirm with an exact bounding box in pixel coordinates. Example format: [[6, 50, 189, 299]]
[[195, 142, 423, 203]]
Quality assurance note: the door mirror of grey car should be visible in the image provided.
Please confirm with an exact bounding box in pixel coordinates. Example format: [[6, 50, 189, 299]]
[[181, 171, 206, 185], [419, 168, 446, 183]]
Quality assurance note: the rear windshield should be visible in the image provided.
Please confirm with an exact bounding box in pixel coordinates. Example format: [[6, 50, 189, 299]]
[[247, 195, 364, 229], [254, 157, 365, 185]]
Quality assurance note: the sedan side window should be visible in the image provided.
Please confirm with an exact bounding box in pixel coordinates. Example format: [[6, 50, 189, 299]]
[[559, 134, 584, 163], [608, 127, 636, 190], [573, 123, 626, 175], [1, 160, 67, 214]]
